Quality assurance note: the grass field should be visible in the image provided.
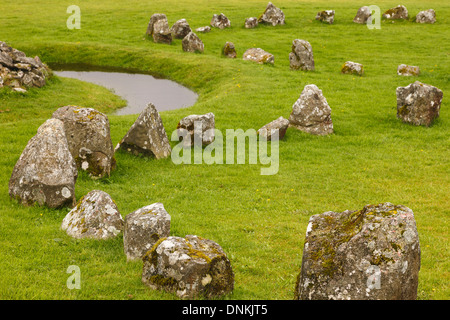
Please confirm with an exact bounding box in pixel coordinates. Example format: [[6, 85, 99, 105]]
[[0, 0, 448, 300]]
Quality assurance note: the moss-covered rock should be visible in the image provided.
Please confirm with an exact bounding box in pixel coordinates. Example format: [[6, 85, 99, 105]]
[[382, 5, 409, 20], [243, 48, 274, 65], [315, 10, 335, 24]]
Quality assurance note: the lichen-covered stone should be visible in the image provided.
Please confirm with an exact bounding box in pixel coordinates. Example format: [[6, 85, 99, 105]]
[[353, 6, 372, 24], [258, 2, 285, 26], [61, 190, 124, 239], [383, 5, 409, 20], [397, 64, 420, 77], [289, 39, 315, 71], [341, 61, 364, 76], [315, 10, 335, 24], [245, 17, 258, 29], [142, 235, 234, 299], [123, 203, 171, 261], [210, 13, 231, 29], [295, 203, 421, 300], [176, 113, 215, 147], [288, 84, 333, 136], [116, 103, 172, 159], [170, 19, 191, 39], [182, 32, 204, 53], [146, 13, 172, 44], [415, 9, 436, 24], [222, 42, 237, 59], [396, 81, 443, 126], [257, 116, 289, 140], [52, 106, 115, 178], [195, 26, 211, 33], [243, 48, 274, 65], [9, 119, 77, 208]]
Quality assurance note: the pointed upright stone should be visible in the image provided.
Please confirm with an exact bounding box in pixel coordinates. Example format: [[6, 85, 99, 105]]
[[258, 2, 285, 26], [182, 32, 204, 53]]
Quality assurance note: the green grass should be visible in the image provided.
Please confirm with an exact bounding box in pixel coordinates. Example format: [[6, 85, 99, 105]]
[[0, 0, 449, 300]]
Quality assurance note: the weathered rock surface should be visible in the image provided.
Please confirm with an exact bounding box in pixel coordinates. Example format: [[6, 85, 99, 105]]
[[0, 41, 51, 91], [295, 203, 421, 300], [353, 6, 372, 24], [9, 119, 77, 208], [289, 39, 315, 71], [142, 235, 234, 299], [61, 190, 124, 239], [182, 32, 204, 53], [123, 203, 171, 261], [195, 26, 211, 33], [177, 113, 215, 147], [397, 64, 420, 77], [146, 14, 172, 44], [243, 48, 274, 65], [315, 10, 335, 24], [245, 17, 258, 29], [288, 84, 333, 136], [52, 106, 115, 178], [170, 19, 192, 39], [210, 13, 231, 29], [258, 2, 285, 26], [116, 103, 171, 159], [341, 61, 364, 76], [383, 5, 409, 20], [222, 42, 237, 58], [257, 116, 289, 140], [416, 9, 436, 24], [396, 81, 443, 126]]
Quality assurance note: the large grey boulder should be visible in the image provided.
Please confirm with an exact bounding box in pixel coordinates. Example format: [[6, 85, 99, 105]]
[[170, 19, 191, 39], [116, 103, 172, 159], [295, 203, 421, 300], [210, 13, 231, 29], [353, 6, 372, 24], [396, 81, 443, 127], [341, 61, 364, 76], [383, 5, 409, 20], [176, 113, 215, 147], [315, 10, 335, 24], [243, 48, 274, 65], [415, 9, 436, 24], [258, 2, 285, 26], [257, 116, 289, 140], [123, 203, 171, 261], [52, 106, 116, 178], [9, 119, 77, 208], [142, 235, 234, 299], [289, 39, 315, 71], [288, 84, 333, 136], [146, 14, 172, 44], [61, 190, 124, 239], [182, 32, 204, 53]]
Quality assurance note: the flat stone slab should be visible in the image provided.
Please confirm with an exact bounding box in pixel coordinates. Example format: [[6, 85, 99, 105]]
[[243, 48, 274, 65], [257, 116, 289, 140]]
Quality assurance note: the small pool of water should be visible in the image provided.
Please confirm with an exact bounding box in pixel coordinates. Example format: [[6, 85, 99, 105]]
[[52, 65, 198, 115]]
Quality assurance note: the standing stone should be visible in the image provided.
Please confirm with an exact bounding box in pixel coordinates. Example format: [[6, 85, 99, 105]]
[[195, 26, 211, 33], [315, 10, 335, 24], [116, 103, 172, 159], [396, 81, 443, 127], [257, 116, 289, 140], [210, 13, 231, 29], [289, 39, 315, 71], [397, 64, 420, 77], [258, 2, 285, 26], [123, 203, 171, 261], [61, 190, 124, 240], [353, 6, 372, 24], [243, 48, 274, 65], [52, 106, 116, 178], [288, 84, 333, 136], [341, 61, 364, 76], [9, 119, 77, 208], [222, 42, 237, 58], [146, 14, 172, 44], [245, 17, 258, 29], [295, 203, 421, 300], [182, 32, 204, 53], [177, 113, 215, 147], [142, 235, 234, 299], [416, 9, 436, 24], [170, 19, 191, 39], [383, 5, 409, 20]]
